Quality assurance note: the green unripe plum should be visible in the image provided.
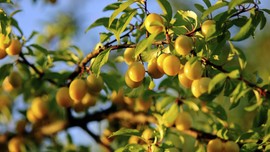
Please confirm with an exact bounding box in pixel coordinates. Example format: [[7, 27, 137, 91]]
[[175, 35, 193, 56], [175, 112, 192, 131], [223, 141, 240, 152], [86, 74, 104, 93], [191, 77, 211, 98], [201, 20, 216, 38]]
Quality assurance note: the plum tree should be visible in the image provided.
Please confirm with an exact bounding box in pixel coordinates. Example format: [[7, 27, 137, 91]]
[[0, 0, 269, 151]]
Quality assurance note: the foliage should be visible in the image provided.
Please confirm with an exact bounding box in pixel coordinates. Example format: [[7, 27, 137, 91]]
[[0, 0, 270, 152]]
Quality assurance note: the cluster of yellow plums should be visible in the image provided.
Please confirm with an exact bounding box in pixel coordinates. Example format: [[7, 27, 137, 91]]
[[56, 74, 103, 112], [207, 138, 240, 152], [123, 13, 215, 99], [0, 34, 22, 59]]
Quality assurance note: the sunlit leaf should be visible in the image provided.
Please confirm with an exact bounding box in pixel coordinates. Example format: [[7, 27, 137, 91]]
[[156, 0, 172, 22], [208, 73, 227, 93], [202, 1, 228, 19], [110, 128, 140, 138], [91, 48, 111, 76]]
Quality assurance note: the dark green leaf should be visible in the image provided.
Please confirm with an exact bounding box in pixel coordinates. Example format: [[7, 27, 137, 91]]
[[101, 72, 121, 91], [85, 17, 109, 33], [260, 11, 267, 30], [194, 3, 205, 13], [92, 48, 111, 76], [229, 42, 246, 69], [202, 0, 211, 8], [0, 64, 13, 81], [156, 0, 172, 22], [208, 102, 227, 120], [262, 9, 270, 15], [208, 73, 227, 93], [110, 128, 140, 138], [30, 44, 48, 54]]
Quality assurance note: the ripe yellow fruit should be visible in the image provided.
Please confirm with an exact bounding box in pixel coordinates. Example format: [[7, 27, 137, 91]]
[[125, 72, 142, 88], [135, 97, 152, 112], [191, 77, 211, 98], [128, 135, 140, 144], [2, 76, 14, 92], [8, 136, 24, 152], [178, 73, 193, 88], [175, 112, 192, 131], [40, 120, 67, 135], [123, 96, 135, 106], [0, 47, 7, 59], [207, 138, 224, 152], [0, 34, 10, 48], [157, 53, 168, 73], [223, 141, 240, 152], [69, 79, 87, 102], [124, 48, 136, 65], [148, 58, 164, 79], [56, 87, 73, 108], [163, 55, 181, 76], [184, 59, 203, 80], [6, 39, 22, 55], [86, 74, 104, 93], [175, 35, 193, 56], [31, 97, 48, 119], [201, 20, 216, 37], [111, 88, 124, 104], [81, 93, 97, 107], [26, 108, 39, 123], [144, 13, 164, 34], [141, 128, 153, 142], [128, 62, 145, 82], [0, 94, 11, 109]]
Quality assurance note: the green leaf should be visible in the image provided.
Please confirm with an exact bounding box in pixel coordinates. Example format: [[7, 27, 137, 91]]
[[100, 72, 121, 91], [0, 64, 13, 81], [228, 70, 240, 79], [174, 10, 198, 29], [162, 102, 179, 126], [228, 0, 253, 11], [202, 1, 228, 19], [244, 90, 262, 111], [134, 33, 157, 58], [208, 102, 227, 120], [109, 0, 135, 27], [91, 48, 111, 76], [156, 96, 176, 112], [230, 17, 253, 41], [208, 73, 227, 93], [262, 9, 270, 15], [156, 0, 172, 22], [85, 17, 109, 32], [260, 11, 267, 30], [229, 42, 247, 69], [100, 32, 113, 43], [30, 44, 48, 54], [202, 0, 211, 8], [115, 10, 137, 42], [194, 3, 205, 13], [110, 128, 140, 138]]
